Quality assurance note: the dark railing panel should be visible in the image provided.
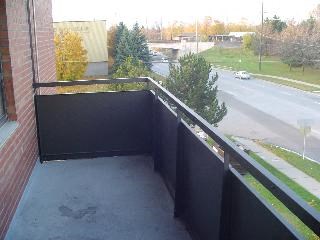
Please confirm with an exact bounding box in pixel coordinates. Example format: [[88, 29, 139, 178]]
[[33, 78, 318, 238], [229, 170, 300, 240], [35, 91, 153, 161], [178, 122, 224, 240], [149, 78, 319, 234], [156, 99, 178, 196]]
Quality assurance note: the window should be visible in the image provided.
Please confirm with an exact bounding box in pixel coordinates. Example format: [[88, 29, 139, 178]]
[[0, 54, 6, 127]]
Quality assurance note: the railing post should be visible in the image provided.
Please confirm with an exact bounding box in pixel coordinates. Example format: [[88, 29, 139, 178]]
[[146, 81, 151, 91], [174, 110, 184, 218], [219, 152, 232, 240], [152, 89, 160, 171]]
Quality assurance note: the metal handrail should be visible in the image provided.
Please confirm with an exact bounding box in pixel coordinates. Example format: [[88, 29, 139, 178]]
[[32, 77, 149, 88], [33, 77, 320, 234]]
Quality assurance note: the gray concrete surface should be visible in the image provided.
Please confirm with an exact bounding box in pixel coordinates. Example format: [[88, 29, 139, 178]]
[[234, 137, 320, 198], [85, 62, 108, 76], [151, 62, 320, 162], [5, 156, 191, 240]]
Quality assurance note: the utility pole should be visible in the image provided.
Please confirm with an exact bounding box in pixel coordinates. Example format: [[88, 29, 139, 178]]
[[196, 18, 199, 54], [259, 1, 264, 71], [160, 17, 163, 41], [146, 17, 148, 39]]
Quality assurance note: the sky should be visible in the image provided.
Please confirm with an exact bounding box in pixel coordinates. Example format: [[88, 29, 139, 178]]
[[52, 0, 319, 27]]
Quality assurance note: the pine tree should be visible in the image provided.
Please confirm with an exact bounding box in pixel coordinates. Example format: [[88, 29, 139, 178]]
[[114, 22, 151, 70], [130, 23, 151, 69], [114, 27, 132, 69], [115, 22, 127, 47], [166, 53, 227, 126]]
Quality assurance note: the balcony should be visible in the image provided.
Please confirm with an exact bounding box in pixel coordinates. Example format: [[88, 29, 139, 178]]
[[5, 78, 319, 240]]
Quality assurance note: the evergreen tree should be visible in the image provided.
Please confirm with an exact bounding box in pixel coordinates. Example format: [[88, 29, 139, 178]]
[[113, 56, 149, 78], [115, 22, 127, 47], [114, 27, 132, 69], [112, 56, 149, 91], [114, 22, 151, 70], [130, 23, 152, 69], [166, 53, 227, 126]]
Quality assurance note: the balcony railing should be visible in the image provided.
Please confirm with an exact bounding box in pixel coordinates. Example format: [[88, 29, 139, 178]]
[[33, 77, 319, 240]]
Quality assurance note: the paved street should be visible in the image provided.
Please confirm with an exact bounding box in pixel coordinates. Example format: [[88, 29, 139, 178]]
[[152, 62, 170, 77], [151, 62, 320, 162]]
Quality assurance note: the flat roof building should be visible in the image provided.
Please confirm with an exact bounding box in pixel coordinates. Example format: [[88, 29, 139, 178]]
[[54, 20, 109, 76]]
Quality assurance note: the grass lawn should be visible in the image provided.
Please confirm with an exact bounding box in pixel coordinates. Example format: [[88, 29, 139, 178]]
[[248, 151, 320, 210], [205, 135, 319, 238], [245, 175, 319, 240], [246, 151, 320, 239], [200, 47, 320, 86], [261, 143, 320, 182]]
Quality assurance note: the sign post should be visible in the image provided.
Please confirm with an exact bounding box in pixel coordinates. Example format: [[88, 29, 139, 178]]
[[297, 119, 313, 160]]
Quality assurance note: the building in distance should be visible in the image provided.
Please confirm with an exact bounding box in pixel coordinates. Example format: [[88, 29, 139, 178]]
[[54, 20, 108, 76]]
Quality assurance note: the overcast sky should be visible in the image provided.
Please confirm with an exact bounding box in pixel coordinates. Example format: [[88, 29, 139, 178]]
[[52, 0, 319, 27]]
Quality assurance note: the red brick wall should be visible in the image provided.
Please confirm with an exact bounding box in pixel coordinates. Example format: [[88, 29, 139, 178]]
[[0, 0, 56, 238]]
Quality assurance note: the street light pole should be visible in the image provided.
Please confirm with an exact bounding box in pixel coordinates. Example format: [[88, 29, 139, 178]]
[[160, 17, 163, 41], [196, 18, 199, 54], [259, 2, 264, 71]]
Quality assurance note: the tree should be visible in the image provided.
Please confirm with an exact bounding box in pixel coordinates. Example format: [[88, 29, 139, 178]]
[[114, 27, 132, 69], [280, 19, 320, 71], [164, 21, 185, 40], [211, 20, 225, 35], [200, 16, 213, 40], [54, 30, 88, 81], [114, 23, 130, 69], [115, 22, 128, 48], [112, 56, 150, 91], [107, 25, 117, 67], [113, 56, 149, 78], [311, 4, 320, 20], [114, 22, 151, 70], [130, 23, 151, 69], [265, 15, 287, 33], [166, 53, 227, 126], [280, 41, 304, 70], [242, 34, 253, 49]]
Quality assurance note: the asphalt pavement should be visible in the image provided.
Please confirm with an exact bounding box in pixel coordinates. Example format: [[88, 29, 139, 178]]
[[151, 62, 320, 162]]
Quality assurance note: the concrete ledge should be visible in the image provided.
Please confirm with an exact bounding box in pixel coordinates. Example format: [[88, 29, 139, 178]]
[[0, 121, 19, 150]]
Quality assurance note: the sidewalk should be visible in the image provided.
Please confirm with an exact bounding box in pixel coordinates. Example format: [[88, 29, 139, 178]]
[[234, 137, 320, 199]]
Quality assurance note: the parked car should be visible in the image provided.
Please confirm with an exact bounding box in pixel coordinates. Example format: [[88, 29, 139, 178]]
[[235, 71, 250, 79]]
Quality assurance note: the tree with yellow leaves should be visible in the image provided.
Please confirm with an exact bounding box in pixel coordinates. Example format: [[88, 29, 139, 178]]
[[54, 30, 88, 81]]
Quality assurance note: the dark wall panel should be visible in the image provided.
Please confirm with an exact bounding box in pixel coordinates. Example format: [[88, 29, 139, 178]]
[[36, 91, 153, 161], [156, 100, 178, 195], [229, 172, 299, 240], [180, 123, 224, 240]]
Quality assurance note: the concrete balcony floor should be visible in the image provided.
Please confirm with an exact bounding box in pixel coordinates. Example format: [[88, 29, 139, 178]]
[[5, 156, 191, 240]]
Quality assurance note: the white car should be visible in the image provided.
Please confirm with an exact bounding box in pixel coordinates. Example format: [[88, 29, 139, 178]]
[[161, 57, 169, 63], [235, 71, 250, 79]]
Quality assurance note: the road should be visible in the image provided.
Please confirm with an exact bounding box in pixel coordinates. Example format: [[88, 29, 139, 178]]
[[151, 62, 320, 162]]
